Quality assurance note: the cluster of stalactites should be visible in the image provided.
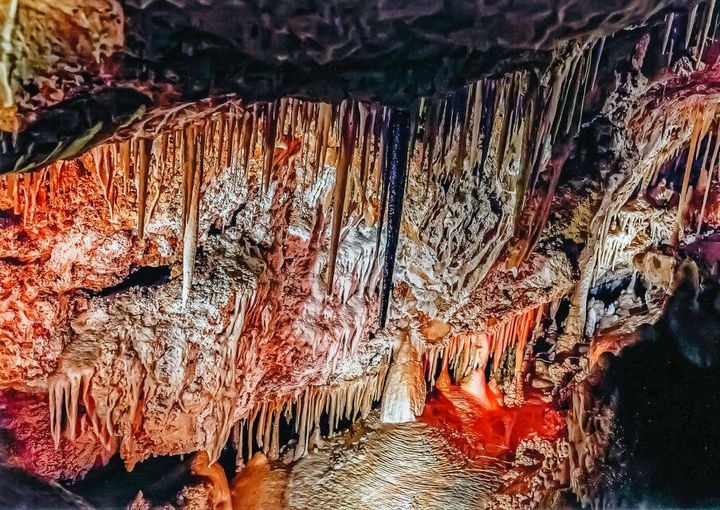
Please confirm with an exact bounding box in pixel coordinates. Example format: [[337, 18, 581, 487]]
[[662, 0, 719, 71], [425, 305, 544, 393], [46, 286, 251, 464], [47, 367, 120, 454], [47, 358, 146, 457], [87, 125, 211, 307], [639, 104, 720, 246], [231, 363, 388, 469], [0, 160, 67, 224], [635, 1, 720, 246], [672, 107, 720, 242], [1, 37, 601, 323]]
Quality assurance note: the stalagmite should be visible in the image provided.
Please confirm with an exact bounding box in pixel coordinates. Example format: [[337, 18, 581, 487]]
[[460, 368, 500, 411], [380, 331, 426, 423], [191, 451, 232, 510]]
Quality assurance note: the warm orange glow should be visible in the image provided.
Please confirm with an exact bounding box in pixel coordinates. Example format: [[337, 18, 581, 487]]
[[460, 368, 500, 411], [190, 451, 232, 510], [420, 382, 564, 461]]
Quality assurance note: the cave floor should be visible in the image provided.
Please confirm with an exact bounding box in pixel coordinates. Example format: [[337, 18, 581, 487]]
[[63, 385, 564, 509], [237, 412, 506, 510], [233, 384, 564, 510]]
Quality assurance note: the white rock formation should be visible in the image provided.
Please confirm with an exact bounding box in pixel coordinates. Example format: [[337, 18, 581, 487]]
[[380, 331, 426, 423]]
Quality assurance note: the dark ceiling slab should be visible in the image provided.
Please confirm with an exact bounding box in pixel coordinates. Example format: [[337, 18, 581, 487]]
[[0, 0, 696, 174], [120, 0, 689, 104]]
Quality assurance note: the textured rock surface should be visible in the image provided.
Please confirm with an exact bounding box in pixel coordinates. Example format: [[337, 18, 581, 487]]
[[282, 412, 503, 510], [3, 1, 720, 508]]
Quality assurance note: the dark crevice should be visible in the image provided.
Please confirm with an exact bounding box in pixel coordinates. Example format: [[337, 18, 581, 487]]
[[590, 274, 634, 307], [90, 265, 172, 298], [65, 454, 195, 509]]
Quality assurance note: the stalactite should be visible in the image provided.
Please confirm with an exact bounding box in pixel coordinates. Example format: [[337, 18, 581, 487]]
[[135, 137, 152, 239], [182, 130, 203, 306], [554, 52, 586, 144], [355, 103, 371, 212], [288, 99, 299, 138], [479, 80, 497, 173], [233, 422, 244, 470], [224, 117, 235, 171], [313, 103, 333, 181], [674, 109, 711, 244], [147, 133, 170, 222], [574, 49, 592, 134], [7, 164, 73, 222], [119, 140, 131, 195], [422, 101, 440, 191], [48, 369, 96, 449], [663, 13, 675, 54], [379, 109, 411, 328], [327, 101, 358, 291], [686, 4, 699, 48], [262, 101, 278, 192], [495, 82, 512, 173], [374, 107, 392, 255], [514, 91, 536, 221], [699, 0, 716, 61], [697, 126, 720, 235], [91, 145, 117, 218], [237, 112, 249, 172], [564, 54, 584, 136], [590, 36, 606, 91], [241, 108, 254, 174]]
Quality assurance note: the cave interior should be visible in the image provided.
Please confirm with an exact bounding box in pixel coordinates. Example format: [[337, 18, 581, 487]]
[[2, 0, 720, 509]]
